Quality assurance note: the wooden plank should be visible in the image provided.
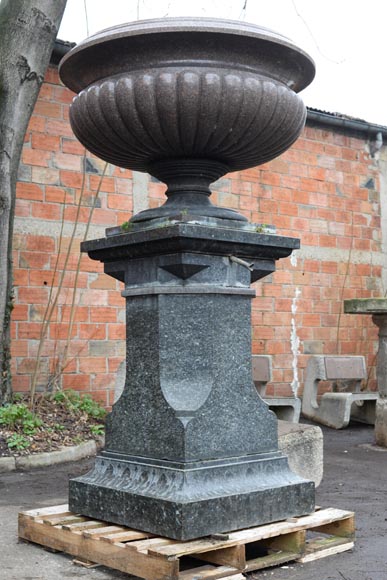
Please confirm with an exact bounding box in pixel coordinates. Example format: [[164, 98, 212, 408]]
[[18, 515, 179, 580], [299, 541, 354, 563], [311, 514, 355, 538], [245, 551, 300, 572], [100, 530, 153, 543], [62, 521, 106, 532], [43, 515, 85, 526], [150, 509, 353, 559], [179, 565, 216, 579], [262, 530, 305, 555], [192, 545, 246, 569], [83, 525, 126, 538], [20, 505, 71, 520], [227, 509, 354, 544], [127, 537, 177, 553], [244, 531, 305, 572], [73, 557, 101, 568], [179, 565, 240, 580]]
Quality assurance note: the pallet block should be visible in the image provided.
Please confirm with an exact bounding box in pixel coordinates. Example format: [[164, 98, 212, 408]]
[[18, 505, 355, 579]]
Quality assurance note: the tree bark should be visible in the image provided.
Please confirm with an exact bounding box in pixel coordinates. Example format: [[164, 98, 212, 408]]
[[0, 0, 67, 405]]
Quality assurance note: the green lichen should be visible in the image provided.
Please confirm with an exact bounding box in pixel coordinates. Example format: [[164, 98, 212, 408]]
[[120, 221, 133, 232]]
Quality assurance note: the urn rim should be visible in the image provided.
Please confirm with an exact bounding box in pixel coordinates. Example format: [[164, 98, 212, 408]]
[[59, 16, 315, 94]]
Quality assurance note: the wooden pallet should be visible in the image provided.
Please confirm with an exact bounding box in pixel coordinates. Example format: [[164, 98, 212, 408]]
[[18, 505, 355, 579]]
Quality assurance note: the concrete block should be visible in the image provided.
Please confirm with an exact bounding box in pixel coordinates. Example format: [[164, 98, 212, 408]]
[[278, 420, 323, 487]]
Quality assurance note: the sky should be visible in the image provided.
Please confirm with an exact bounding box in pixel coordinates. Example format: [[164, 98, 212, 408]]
[[58, 0, 387, 127]]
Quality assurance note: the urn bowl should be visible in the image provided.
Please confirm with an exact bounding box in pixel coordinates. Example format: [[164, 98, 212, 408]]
[[60, 18, 315, 222]]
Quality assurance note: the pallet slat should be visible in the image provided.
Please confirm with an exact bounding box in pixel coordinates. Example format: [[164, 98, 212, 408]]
[[18, 505, 355, 580], [148, 508, 354, 559], [100, 530, 153, 543]]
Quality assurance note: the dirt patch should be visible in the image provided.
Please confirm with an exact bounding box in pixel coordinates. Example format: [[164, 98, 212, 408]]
[[0, 393, 105, 457]]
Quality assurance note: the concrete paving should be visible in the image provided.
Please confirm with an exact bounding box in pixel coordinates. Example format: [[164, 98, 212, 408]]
[[0, 423, 386, 580]]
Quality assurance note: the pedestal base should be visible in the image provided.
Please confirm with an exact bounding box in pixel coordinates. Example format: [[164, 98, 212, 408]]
[[69, 452, 314, 540]]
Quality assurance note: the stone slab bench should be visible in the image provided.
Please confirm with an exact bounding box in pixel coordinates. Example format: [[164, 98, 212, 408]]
[[252, 355, 301, 422], [301, 355, 377, 429]]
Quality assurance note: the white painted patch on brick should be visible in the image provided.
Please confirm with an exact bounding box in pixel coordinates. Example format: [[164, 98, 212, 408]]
[[290, 250, 298, 267], [290, 287, 301, 396]]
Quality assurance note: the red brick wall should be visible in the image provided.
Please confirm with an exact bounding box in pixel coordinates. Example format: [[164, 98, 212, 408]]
[[11, 65, 383, 405]]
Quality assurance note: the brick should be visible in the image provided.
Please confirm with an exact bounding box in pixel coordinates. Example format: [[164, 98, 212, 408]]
[[26, 235, 55, 252], [19, 251, 50, 270], [79, 357, 107, 373], [18, 287, 49, 304], [11, 340, 29, 356], [44, 66, 60, 84], [49, 323, 78, 340], [62, 138, 85, 155], [31, 166, 59, 185], [89, 340, 117, 357], [29, 304, 56, 322], [108, 324, 126, 340], [63, 374, 91, 391], [107, 193, 132, 210], [63, 206, 90, 223], [15, 199, 30, 217], [92, 208, 117, 226], [22, 148, 51, 167], [89, 175, 115, 192], [46, 118, 74, 138], [89, 390, 109, 407], [16, 182, 43, 201], [31, 131, 62, 152], [12, 375, 31, 392], [90, 307, 117, 323], [90, 275, 117, 290], [45, 185, 73, 203], [54, 152, 82, 171], [28, 270, 55, 287], [31, 202, 61, 221], [12, 304, 29, 321], [79, 323, 106, 340], [27, 115, 46, 132], [13, 269, 29, 286], [108, 291, 125, 307], [38, 83, 54, 100], [60, 170, 84, 188], [34, 100, 62, 118], [18, 322, 44, 339], [115, 178, 133, 195]]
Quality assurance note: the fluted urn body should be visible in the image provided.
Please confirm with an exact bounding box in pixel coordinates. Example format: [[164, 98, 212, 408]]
[[59, 17, 314, 222]]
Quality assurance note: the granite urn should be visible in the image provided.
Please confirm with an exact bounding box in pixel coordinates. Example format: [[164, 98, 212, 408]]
[[59, 17, 316, 540]]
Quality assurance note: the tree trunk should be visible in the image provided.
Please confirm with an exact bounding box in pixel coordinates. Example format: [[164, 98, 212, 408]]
[[0, 0, 67, 405]]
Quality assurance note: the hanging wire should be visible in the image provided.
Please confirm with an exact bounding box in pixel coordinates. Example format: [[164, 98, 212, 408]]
[[291, 0, 345, 64], [239, 0, 248, 20], [83, 0, 90, 36], [163, 1, 172, 18]]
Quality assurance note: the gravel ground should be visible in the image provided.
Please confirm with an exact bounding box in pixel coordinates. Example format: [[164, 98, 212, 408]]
[[0, 422, 385, 580]]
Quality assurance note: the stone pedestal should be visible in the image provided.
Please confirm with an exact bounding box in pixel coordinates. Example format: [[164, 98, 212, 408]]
[[344, 299, 387, 446], [69, 217, 315, 539]]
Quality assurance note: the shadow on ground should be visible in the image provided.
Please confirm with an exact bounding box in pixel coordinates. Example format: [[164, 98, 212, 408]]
[[0, 423, 385, 580]]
